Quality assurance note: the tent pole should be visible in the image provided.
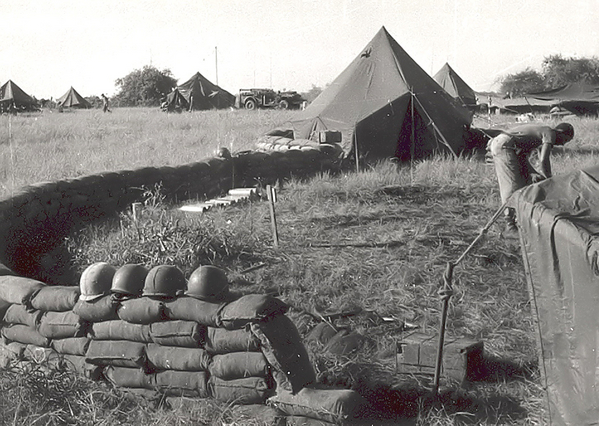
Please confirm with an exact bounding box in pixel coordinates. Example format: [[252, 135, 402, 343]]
[[354, 135, 360, 173], [410, 93, 415, 184]]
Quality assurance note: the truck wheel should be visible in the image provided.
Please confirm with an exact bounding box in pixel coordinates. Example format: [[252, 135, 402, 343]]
[[278, 100, 289, 109], [245, 99, 257, 110]]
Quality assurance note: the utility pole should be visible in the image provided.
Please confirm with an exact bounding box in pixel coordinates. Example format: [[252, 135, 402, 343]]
[[215, 46, 218, 86]]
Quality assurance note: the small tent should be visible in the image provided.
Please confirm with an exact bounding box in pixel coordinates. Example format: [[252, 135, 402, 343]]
[[514, 165, 599, 425], [433, 63, 477, 109], [0, 80, 39, 113], [57, 87, 92, 109], [527, 82, 599, 116], [161, 88, 189, 112], [289, 27, 472, 162], [176, 72, 235, 110]]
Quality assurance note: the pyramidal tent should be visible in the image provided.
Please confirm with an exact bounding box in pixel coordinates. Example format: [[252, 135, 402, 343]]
[[57, 87, 92, 109], [289, 27, 472, 161], [177, 72, 235, 110], [0, 80, 39, 112], [433, 63, 477, 109]]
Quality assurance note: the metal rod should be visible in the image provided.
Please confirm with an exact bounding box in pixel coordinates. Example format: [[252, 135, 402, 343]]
[[267, 185, 279, 247]]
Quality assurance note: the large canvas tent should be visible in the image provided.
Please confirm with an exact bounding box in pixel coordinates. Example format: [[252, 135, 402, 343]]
[[526, 82, 599, 115], [176, 72, 235, 110], [57, 86, 91, 109], [0, 80, 39, 113], [433, 62, 477, 109], [289, 27, 472, 161], [514, 165, 599, 425]]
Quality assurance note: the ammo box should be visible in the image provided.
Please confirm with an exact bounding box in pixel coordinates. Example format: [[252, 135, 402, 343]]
[[396, 332, 484, 383], [318, 130, 342, 144]]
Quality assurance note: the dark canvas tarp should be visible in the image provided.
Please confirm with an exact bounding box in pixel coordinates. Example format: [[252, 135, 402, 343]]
[[433, 62, 477, 109], [289, 27, 472, 161], [513, 165, 599, 425], [57, 87, 92, 109], [0, 80, 39, 112], [486, 96, 554, 115], [177, 72, 235, 110], [527, 82, 599, 115]]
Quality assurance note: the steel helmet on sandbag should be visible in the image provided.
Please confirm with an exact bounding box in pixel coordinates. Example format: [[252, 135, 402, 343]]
[[143, 265, 186, 298], [80, 262, 117, 301], [186, 265, 230, 302], [111, 264, 149, 297]]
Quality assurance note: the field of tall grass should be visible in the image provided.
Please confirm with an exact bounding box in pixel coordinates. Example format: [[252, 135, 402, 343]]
[[1, 108, 598, 425]]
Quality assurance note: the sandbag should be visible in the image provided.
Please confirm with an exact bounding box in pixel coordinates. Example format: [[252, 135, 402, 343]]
[[205, 327, 261, 354], [38, 311, 86, 339], [118, 298, 167, 324], [146, 343, 211, 372], [3, 303, 42, 328], [220, 295, 288, 330], [73, 295, 119, 322], [29, 286, 80, 312], [89, 320, 152, 343], [51, 337, 90, 356], [0, 341, 26, 367], [0, 298, 11, 321], [154, 370, 209, 397], [164, 297, 224, 326], [0, 275, 45, 305], [149, 320, 205, 348], [60, 354, 103, 380], [267, 387, 367, 424], [209, 377, 273, 405], [85, 340, 147, 368], [2, 324, 50, 347], [209, 352, 270, 380], [104, 366, 155, 389], [284, 416, 336, 426], [251, 315, 315, 393]]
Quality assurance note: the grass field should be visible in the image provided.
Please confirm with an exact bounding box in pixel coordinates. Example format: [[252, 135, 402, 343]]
[[1, 108, 598, 425]]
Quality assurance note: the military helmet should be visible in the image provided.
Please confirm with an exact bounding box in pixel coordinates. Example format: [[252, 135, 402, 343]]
[[143, 265, 186, 298], [555, 122, 575, 141], [80, 262, 117, 302], [186, 265, 230, 302], [111, 264, 148, 297]]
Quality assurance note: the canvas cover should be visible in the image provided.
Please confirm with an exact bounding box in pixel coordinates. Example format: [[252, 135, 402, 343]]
[[57, 87, 91, 108], [513, 165, 599, 425], [527, 82, 599, 115], [0, 80, 38, 112], [162, 88, 189, 112], [289, 27, 472, 161], [177, 72, 235, 110], [433, 63, 477, 109]]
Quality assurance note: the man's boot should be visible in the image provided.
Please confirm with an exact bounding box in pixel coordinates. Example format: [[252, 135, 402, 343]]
[[501, 212, 519, 240]]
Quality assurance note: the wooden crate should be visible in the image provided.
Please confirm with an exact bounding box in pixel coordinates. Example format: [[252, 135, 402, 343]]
[[396, 332, 484, 383]]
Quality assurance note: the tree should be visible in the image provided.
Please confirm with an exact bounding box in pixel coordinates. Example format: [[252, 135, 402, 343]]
[[500, 68, 545, 97], [115, 65, 177, 107], [542, 54, 599, 88], [301, 84, 325, 103]]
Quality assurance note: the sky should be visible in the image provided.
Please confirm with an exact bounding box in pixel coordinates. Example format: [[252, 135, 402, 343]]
[[2, 0, 598, 100]]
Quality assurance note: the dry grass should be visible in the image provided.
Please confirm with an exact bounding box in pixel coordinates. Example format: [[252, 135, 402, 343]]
[[1, 109, 598, 424]]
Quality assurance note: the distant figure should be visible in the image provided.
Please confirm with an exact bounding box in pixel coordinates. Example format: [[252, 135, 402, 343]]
[[188, 93, 194, 112], [487, 122, 575, 238], [101, 94, 111, 113]]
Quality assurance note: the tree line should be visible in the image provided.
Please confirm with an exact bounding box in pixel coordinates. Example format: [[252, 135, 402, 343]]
[[500, 55, 599, 97]]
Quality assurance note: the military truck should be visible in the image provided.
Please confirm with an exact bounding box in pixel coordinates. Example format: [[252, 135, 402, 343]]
[[239, 88, 305, 110]]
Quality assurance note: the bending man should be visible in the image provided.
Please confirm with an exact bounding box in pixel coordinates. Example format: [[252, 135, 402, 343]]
[[488, 122, 574, 238]]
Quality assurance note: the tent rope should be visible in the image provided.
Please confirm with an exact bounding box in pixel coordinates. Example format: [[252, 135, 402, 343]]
[[432, 200, 509, 394]]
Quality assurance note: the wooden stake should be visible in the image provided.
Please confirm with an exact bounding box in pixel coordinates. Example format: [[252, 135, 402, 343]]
[[267, 185, 279, 247]]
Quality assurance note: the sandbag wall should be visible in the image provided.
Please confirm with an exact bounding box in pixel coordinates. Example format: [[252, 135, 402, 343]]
[[0, 282, 316, 406], [0, 147, 341, 277]]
